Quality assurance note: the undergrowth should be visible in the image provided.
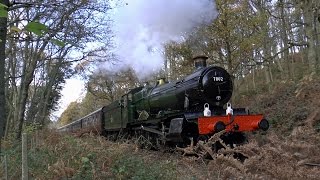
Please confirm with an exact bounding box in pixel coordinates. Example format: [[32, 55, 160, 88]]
[[0, 131, 177, 179]]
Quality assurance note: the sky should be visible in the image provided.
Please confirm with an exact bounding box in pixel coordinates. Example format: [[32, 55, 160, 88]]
[[53, 0, 218, 119], [52, 77, 85, 120]]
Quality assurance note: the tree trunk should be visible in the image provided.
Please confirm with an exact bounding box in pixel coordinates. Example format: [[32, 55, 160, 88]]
[[279, 0, 292, 79], [263, 39, 272, 89], [16, 59, 36, 139], [269, 64, 274, 82], [4, 34, 18, 138], [302, 1, 317, 73], [263, 65, 270, 81], [0, 0, 9, 143]]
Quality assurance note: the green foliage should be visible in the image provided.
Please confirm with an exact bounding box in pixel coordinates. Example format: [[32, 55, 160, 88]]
[[74, 155, 94, 179], [25, 21, 49, 36], [0, 3, 8, 18], [72, 153, 97, 179], [25, 22, 67, 48]]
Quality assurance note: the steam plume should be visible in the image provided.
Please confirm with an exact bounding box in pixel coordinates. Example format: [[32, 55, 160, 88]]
[[110, 0, 217, 78]]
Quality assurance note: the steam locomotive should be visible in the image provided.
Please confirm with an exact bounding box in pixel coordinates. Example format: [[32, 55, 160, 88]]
[[58, 56, 269, 146]]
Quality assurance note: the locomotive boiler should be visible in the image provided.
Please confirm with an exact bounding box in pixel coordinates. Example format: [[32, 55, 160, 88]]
[[133, 57, 233, 116], [58, 56, 269, 147]]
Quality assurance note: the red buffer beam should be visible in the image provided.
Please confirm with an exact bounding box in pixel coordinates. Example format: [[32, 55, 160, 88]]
[[198, 114, 269, 135]]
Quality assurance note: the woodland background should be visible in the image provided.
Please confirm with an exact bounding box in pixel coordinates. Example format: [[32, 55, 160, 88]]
[[0, 0, 319, 142]]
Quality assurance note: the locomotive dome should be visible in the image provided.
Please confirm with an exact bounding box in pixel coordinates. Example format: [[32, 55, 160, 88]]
[[193, 55, 208, 69]]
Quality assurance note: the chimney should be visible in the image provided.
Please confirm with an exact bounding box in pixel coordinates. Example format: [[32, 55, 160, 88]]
[[193, 55, 208, 69]]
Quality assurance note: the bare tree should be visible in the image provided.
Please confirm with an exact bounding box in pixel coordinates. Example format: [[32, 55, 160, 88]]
[[3, 0, 112, 139]]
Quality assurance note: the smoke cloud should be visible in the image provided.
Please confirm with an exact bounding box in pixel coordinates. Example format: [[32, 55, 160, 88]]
[[110, 0, 217, 78]]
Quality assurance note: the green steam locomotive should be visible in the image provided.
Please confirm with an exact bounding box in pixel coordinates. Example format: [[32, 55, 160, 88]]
[[58, 56, 268, 146]]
